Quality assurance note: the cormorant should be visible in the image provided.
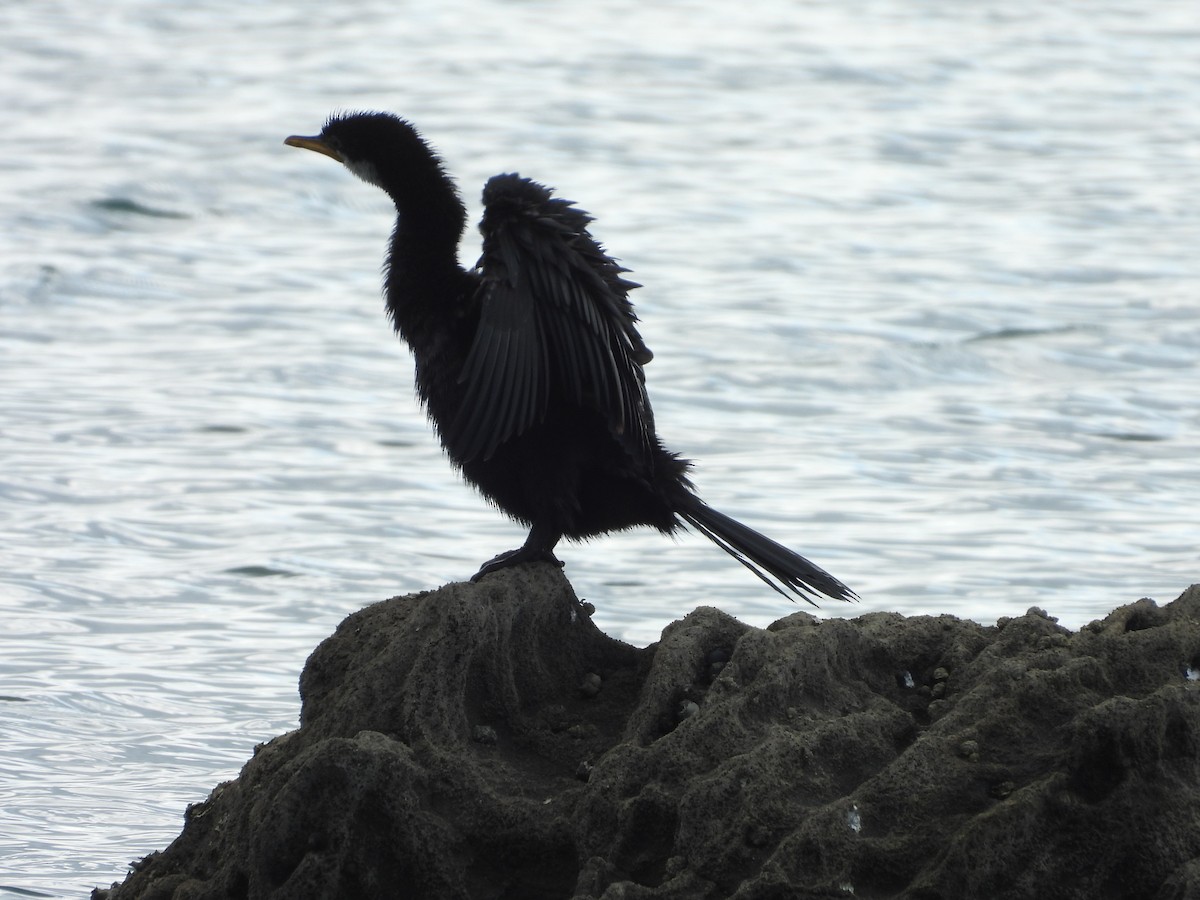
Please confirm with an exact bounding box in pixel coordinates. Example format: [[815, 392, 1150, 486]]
[[285, 112, 855, 605]]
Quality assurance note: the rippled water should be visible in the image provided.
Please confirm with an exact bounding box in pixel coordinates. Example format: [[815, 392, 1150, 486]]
[[2, 0, 1198, 894]]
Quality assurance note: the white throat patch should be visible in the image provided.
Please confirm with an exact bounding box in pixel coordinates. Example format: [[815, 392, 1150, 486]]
[[345, 158, 384, 189]]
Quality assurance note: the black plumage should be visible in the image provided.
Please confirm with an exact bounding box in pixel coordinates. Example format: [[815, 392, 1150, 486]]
[[285, 112, 855, 605]]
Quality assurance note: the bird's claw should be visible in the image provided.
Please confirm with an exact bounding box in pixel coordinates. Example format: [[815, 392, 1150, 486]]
[[471, 548, 565, 582]]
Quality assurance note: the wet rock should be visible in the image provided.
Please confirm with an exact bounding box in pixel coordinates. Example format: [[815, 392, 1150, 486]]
[[471, 725, 498, 745], [94, 576, 1200, 900], [580, 672, 603, 698]]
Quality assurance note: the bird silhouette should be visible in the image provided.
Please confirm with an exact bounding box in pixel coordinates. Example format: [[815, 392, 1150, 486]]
[[285, 112, 854, 605]]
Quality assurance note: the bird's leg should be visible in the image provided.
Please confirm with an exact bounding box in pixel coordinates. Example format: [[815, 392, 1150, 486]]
[[471, 523, 564, 581]]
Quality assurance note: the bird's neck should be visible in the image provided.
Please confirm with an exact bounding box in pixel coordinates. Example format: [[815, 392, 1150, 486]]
[[384, 205, 469, 349]]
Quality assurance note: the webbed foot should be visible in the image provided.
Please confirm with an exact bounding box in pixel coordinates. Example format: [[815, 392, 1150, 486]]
[[471, 547, 564, 582], [471, 524, 565, 582]]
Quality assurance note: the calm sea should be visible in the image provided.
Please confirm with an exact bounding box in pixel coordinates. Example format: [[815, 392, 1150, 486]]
[[2, 0, 1197, 894]]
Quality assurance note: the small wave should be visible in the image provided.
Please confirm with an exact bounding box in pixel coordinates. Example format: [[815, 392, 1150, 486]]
[[88, 197, 190, 220]]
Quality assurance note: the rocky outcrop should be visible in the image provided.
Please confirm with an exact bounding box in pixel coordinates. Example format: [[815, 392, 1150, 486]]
[[95, 570, 1200, 899]]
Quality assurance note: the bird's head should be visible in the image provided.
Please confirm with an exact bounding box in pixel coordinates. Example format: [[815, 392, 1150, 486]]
[[285, 111, 443, 197]]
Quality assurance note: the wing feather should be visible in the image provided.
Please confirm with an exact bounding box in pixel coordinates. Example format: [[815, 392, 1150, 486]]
[[450, 174, 654, 463]]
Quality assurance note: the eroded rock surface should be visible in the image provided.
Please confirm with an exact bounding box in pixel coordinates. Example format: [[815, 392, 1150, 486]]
[[96, 572, 1200, 899]]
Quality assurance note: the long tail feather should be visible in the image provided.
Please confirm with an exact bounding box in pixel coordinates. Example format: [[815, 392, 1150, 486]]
[[677, 497, 856, 607]]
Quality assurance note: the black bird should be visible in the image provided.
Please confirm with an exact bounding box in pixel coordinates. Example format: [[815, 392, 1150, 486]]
[[285, 112, 855, 605]]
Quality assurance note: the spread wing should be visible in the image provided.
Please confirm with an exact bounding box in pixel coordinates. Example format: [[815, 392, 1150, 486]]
[[450, 173, 655, 464]]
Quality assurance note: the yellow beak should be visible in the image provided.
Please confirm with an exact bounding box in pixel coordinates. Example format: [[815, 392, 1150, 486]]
[[284, 134, 343, 163]]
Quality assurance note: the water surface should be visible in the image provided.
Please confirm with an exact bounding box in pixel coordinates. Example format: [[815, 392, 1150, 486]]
[[1, 0, 1197, 894]]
